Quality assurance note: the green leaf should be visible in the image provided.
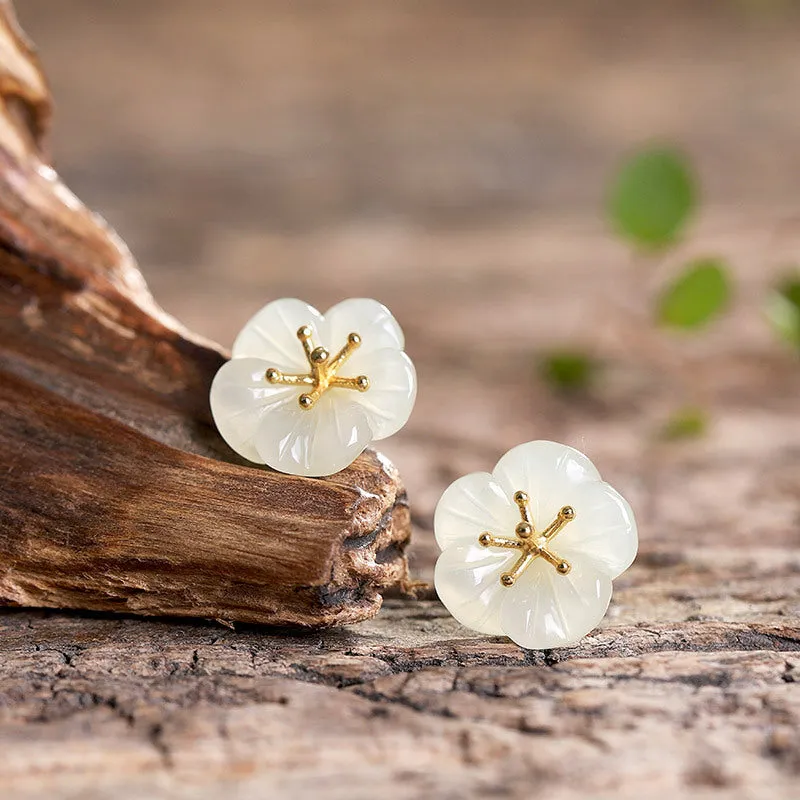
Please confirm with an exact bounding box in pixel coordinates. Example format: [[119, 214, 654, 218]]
[[765, 274, 800, 349], [609, 147, 696, 249], [540, 351, 596, 392], [658, 258, 731, 330], [660, 406, 708, 441]]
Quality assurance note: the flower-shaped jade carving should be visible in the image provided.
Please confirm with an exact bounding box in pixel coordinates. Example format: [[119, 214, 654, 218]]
[[210, 298, 416, 477], [434, 441, 637, 649]]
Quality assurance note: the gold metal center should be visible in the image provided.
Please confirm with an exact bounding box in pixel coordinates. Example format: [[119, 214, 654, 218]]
[[265, 325, 370, 410], [478, 490, 575, 587]]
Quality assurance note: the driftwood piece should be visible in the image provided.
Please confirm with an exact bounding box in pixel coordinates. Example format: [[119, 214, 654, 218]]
[[0, 1, 410, 627]]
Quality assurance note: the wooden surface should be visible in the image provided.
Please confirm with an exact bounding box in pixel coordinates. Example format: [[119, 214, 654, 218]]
[[0, 0, 410, 629], [3, 1, 800, 797]]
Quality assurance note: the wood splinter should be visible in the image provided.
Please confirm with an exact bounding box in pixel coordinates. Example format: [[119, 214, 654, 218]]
[[0, 0, 411, 628]]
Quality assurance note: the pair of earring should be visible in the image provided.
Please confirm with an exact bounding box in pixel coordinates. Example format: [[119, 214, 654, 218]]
[[210, 298, 638, 651]]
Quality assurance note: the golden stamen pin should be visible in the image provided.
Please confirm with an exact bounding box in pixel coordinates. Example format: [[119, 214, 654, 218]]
[[265, 326, 370, 410], [478, 494, 575, 586]]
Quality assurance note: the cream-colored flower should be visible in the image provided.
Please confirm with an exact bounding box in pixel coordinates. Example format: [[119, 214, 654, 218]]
[[434, 441, 637, 649], [210, 298, 416, 477]]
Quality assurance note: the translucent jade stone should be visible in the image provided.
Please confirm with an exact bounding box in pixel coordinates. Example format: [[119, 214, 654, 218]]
[[210, 298, 416, 477], [434, 441, 638, 650]]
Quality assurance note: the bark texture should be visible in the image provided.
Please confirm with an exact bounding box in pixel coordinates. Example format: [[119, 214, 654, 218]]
[[2, 2, 800, 798], [0, 0, 410, 628]]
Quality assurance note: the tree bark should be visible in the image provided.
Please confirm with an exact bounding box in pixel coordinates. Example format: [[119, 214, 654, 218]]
[[0, 0, 410, 628]]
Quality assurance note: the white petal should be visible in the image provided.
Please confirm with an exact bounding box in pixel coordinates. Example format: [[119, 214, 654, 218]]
[[334, 348, 417, 440], [253, 393, 372, 477], [493, 441, 602, 531], [433, 472, 517, 550], [434, 544, 516, 635], [209, 357, 299, 463], [499, 558, 612, 650], [556, 482, 638, 579], [324, 298, 404, 356], [231, 298, 327, 369]]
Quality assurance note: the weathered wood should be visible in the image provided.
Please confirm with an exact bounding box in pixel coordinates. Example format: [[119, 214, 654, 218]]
[[0, 0, 410, 628], [3, 1, 800, 798], [1, 586, 799, 799]]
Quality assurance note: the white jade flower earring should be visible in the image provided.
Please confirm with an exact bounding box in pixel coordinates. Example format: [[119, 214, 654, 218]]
[[210, 298, 416, 477], [434, 440, 637, 650]]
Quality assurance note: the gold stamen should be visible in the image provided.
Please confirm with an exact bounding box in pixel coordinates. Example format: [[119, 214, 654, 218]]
[[478, 532, 523, 550], [264, 326, 370, 409], [330, 375, 370, 392], [541, 506, 575, 541], [500, 550, 537, 587], [266, 369, 314, 387], [515, 522, 533, 538], [478, 493, 576, 586], [327, 332, 361, 374], [536, 547, 572, 575], [297, 325, 316, 361], [310, 346, 329, 364]]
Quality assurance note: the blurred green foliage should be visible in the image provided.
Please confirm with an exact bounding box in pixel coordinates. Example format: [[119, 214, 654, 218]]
[[660, 406, 708, 440], [658, 258, 731, 330], [542, 144, 794, 417], [539, 351, 596, 392], [765, 274, 800, 349], [608, 148, 696, 249]]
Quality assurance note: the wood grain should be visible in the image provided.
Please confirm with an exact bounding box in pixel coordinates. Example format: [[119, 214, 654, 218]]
[[3, 1, 800, 798], [0, 0, 410, 629]]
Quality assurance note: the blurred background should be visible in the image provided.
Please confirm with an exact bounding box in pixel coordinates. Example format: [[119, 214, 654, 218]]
[[18, 0, 800, 576]]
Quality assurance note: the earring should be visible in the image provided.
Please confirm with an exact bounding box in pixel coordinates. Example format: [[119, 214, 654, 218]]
[[433, 440, 637, 650], [210, 298, 416, 477]]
